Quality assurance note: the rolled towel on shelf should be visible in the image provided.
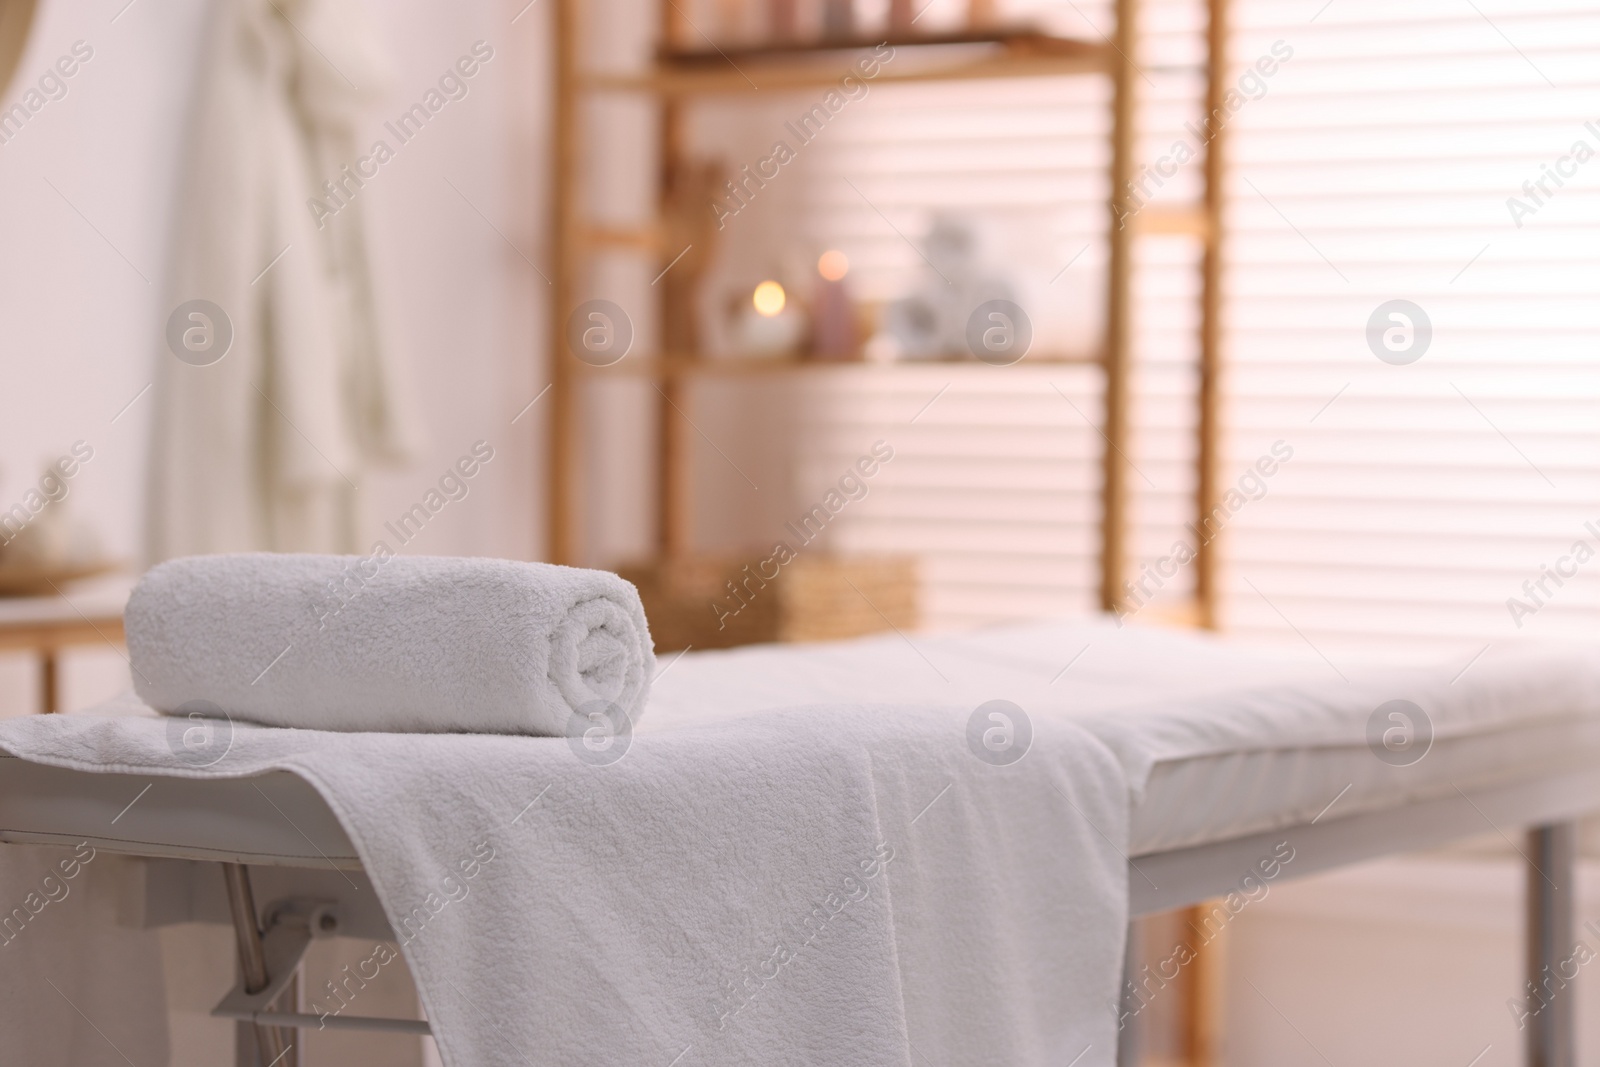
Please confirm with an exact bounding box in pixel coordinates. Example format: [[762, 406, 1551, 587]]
[[125, 553, 657, 736]]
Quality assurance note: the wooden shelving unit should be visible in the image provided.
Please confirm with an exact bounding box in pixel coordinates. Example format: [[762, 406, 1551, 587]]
[[546, 0, 1229, 627], [570, 351, 1105, 379], [592, 29, 1111, 95]]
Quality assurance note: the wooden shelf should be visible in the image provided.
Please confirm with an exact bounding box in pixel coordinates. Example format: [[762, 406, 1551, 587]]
[[586, 29, 1113, 96], [572, 352, 1106, 378], [550, 0, 1227, 642], [1133, 205, 1215, 240], [579, 204, 1211, 252], [582, 225, 661, 251], [663, 26, 1094, 63]]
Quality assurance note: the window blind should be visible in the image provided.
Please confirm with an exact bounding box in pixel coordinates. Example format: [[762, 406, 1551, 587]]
[[1221, 0, 1600, 658], [683, 0, 1210, 630], [661, 0, 1597, 649]]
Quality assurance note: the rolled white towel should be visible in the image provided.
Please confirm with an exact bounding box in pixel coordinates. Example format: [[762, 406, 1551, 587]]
[[125, 553, 656, 736]]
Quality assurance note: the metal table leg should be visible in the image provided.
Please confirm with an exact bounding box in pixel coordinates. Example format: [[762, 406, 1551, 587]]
[[222, 863, 295, 1067], [1526, 823, 1576, 1067], [1117, 919, 1142, 1067]]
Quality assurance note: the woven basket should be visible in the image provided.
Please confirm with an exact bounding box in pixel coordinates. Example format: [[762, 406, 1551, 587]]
[[618, 555, 918, 653]]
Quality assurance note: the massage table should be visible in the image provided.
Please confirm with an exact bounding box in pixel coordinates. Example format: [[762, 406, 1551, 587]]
[[3, 617, 1598, 1066]]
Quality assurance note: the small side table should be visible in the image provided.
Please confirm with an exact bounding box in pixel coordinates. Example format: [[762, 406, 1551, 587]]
[[0, 585, 129, 714]]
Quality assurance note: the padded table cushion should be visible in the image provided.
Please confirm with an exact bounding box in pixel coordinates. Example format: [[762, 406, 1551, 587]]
[[645, 617, 1600, 854], [5, 616, 1598, 863], [0, 757, 358, 867]]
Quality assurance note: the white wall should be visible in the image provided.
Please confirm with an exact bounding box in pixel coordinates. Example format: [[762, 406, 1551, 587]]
[[0, 0, 548, 717], [1, 1, 549, 1061], [0, 0, 206, 568], [1223, 852, 1600, 1067]]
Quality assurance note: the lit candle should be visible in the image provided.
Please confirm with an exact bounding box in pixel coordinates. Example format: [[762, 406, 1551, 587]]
[[823, 0, 854, 39], [768, 0, 797, 40], [888, 0, 913, 33], [811, 251, 858, 360], [737, 280, 804, 357], [753, 280, 787, 316]]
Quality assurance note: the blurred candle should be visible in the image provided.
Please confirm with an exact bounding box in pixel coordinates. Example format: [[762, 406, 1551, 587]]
[[717, 0, 745, 41], [753, 280, 787, 316], [823, 0, 854, 38], [811, 251, 858, 360], [768, 0, 797, 40], [888, 0, 914, 33], [738, 281, 803, 357]]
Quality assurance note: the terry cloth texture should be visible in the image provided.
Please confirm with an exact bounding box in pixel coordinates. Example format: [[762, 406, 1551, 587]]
[[126, 553, 656, 736], [0, 700, 1131, 1067]]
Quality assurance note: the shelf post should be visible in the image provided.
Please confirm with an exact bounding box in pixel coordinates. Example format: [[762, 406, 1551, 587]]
[[656, 100, 693, 558], [1100, 0, 1138, 615], [547, 0, 579, 565], [1195, 0, 1228, 631], [1181, 4, 1232, 1064]]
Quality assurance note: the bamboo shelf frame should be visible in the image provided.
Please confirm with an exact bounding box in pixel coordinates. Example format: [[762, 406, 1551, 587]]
[[570, 352, 1105, 378], [545, 0, 1228, 629], [587, 30, 1111, 95]]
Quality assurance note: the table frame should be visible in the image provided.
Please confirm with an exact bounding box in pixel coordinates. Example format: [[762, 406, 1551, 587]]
[[1122, 766, 1600, 1067]]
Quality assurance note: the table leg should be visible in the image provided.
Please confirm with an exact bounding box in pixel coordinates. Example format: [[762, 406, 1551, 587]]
[[1116, 920, 1142, 1066], [222, 863, 294, 1067], [1526, 823, 1576, 1067], [39, 649, 58, 714], [1184, 902, 1226, 1067], [283, 968, 300, 1067]]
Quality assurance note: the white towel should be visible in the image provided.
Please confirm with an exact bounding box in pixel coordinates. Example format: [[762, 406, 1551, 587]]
[[125, 553, 656, 736], [0, 700, 1130, 1067]]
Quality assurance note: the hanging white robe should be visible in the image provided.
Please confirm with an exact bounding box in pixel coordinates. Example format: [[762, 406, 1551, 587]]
[[146, 0, 416, 561]]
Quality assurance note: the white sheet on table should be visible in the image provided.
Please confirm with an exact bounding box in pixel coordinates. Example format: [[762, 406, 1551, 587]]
[[0, 700, 1130, 1067], [1132, 716, 1600, 853], [646, 617, 1600, 800]]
